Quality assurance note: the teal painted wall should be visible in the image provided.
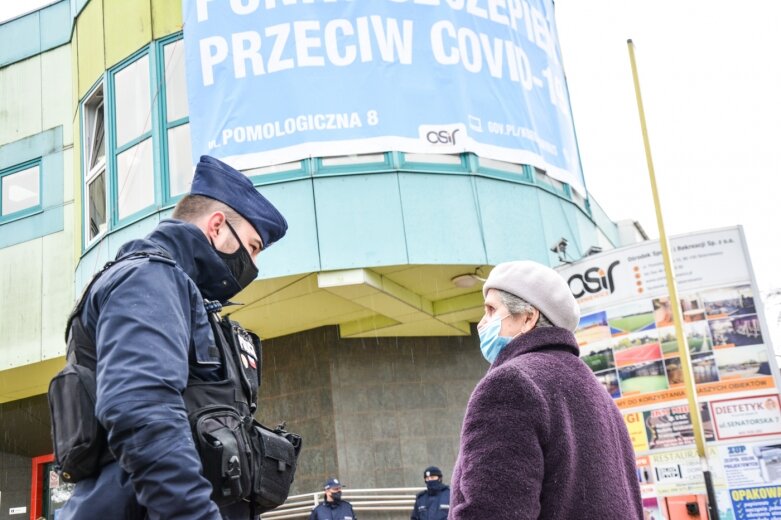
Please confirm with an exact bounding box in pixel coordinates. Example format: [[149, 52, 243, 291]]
[[0, 128, 65, 248], [75, 172, 612, 289], [0, 0, 70, 68]]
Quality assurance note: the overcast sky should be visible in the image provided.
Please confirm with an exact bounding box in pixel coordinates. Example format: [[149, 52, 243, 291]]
[[554, 1, 780, 298]]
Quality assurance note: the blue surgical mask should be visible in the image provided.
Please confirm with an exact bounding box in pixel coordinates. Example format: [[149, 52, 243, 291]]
[[478, 315, 512, 364]]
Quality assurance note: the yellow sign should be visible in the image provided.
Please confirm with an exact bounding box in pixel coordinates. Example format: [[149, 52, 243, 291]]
[[624, 412, 649, 452]]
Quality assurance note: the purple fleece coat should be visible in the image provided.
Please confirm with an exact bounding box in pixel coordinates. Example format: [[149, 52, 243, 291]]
[[451, 327, 642, 519]]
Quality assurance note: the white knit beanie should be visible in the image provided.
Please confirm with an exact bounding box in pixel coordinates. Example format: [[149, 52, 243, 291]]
[[482, 261, 580, 331]]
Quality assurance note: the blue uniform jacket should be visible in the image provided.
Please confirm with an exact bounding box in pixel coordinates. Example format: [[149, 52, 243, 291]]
[[60, 220, 249, 520], [411, 486, 450, 520], [309, 500, 357, 520]]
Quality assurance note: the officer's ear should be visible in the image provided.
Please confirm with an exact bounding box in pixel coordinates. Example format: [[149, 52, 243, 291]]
[[203, 211, 227, 241]]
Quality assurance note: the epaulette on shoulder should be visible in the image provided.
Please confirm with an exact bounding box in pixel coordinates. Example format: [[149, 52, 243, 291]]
[[147, 253, 176, 266]]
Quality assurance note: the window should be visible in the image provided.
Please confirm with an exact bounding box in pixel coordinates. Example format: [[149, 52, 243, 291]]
[[534, 167, 565, 192], [83, 85, 107, 242], [113, 54, 154, 221], [80, 36, 197, 249], [403, 153, 462, 165], [478, 157, 524, 174], [162, 38, 193, 199], [1, 162, 41, 218], [572, 189, 586, 208], [244, 161, 303, 177], [321, 154, 386, 167]]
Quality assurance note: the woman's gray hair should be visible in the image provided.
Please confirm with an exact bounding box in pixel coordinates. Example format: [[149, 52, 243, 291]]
[[495, 289, 553, 328]]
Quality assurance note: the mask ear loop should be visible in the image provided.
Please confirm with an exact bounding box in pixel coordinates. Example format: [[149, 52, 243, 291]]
[[224, 221, 246, 251], [478, 313, 510, 333], [215, 220, 250, 258], [511, 309, 538, 339]]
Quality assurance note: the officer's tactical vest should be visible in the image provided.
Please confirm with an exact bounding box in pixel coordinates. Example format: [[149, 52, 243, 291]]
[[47, 252, 302, 513]]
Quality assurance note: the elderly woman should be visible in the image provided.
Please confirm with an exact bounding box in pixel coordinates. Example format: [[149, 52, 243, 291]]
[[450, 261, 642, 519]]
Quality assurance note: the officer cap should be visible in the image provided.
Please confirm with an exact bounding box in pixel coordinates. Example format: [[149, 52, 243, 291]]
[[324, 477, 342, 490], [190, 155, 287, 249], [424, 466, 442, 478]]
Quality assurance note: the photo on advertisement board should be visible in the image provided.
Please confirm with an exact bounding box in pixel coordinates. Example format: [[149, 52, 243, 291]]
[[642, 497, 663, 520], [595, 369, 621, 399], [714, 344, 771, 380], [618, 360, 669, 395], [709, 314, 764, 348], [664, 357, 684, 387], [657, 326, 679, 357], [644, 405, 694, 450], [580, 339, 616, 372], [680, 293, 707, 323], [614, 331, 662, 368], [685, 320, 714, 354], [753, 443, 781, 483], [691, 352, 719, 384], [607, 300, 657, 336], [636, 456, 655, 489], [701, 285, 756, 319], [575, 310, 611, 345], [653, 297, 674, 328]]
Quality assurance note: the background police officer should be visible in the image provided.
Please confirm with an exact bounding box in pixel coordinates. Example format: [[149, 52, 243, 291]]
[[58, 155, 287, 519], [309, 478, 357, 520], [411, 466, 450, 520]]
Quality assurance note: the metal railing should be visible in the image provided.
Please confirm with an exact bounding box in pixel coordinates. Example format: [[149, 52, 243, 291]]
[[261, 487, 425, 519]]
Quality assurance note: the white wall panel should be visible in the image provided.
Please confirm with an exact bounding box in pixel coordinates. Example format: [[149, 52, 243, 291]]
[[41, 216, 73, 360], [41, 45, 73, 146], [0, 56, 42, 144], [0, 238, 43, 369]]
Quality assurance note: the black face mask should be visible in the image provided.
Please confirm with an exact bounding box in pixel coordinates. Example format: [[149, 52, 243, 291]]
[[426, 480, 444, 494], [330, 491, 342, 503], [213, 221, 258, 290]]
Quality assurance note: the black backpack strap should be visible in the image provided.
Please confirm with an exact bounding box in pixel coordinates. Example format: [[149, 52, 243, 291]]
[[64, 251, 175, 342]]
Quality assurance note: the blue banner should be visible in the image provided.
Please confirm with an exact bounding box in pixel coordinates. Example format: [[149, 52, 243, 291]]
[[183, 0, 585, 194], [731, 486, 781, 519]]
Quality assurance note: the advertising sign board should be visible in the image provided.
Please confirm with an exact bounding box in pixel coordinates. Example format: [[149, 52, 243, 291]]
[[558, 227, 780, 519], [182, 0, 585, 194]]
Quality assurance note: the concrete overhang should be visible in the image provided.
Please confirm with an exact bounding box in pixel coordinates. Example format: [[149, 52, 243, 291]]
[[228, 264, 487, 340]]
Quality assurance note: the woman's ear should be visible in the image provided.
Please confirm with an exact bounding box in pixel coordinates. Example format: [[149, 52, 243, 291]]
[[523, 308, 540, 333]]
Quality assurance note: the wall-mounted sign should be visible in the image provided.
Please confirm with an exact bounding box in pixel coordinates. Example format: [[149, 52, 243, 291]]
[[182, 0, 586, 194], [558, 227, 781, 519]]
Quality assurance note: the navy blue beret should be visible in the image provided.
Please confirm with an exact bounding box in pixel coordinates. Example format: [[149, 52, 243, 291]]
[[324, 478, 342, 490], [424, 466, 442, 478], [190, 155, 287, 248]]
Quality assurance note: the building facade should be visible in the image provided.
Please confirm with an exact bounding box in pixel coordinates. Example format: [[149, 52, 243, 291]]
[[0, 1, 629, 518]]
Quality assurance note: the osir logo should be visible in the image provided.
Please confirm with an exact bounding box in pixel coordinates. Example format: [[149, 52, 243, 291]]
[[418, 123, 466, 147], [427, 128, 460, 144], [567, 260, 620, 299]]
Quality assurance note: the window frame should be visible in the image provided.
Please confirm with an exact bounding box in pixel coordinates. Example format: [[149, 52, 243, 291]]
[[0, 159, 43, 223], [157, 33, 193, 205], [107, 47, 159, 228], [80, 79, 108, 250]]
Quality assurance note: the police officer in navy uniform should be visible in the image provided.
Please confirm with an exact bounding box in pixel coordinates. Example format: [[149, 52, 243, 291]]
[[58, 155, 287, 519], [309, 478, 357, 520], [411, 466, 450, 520]]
